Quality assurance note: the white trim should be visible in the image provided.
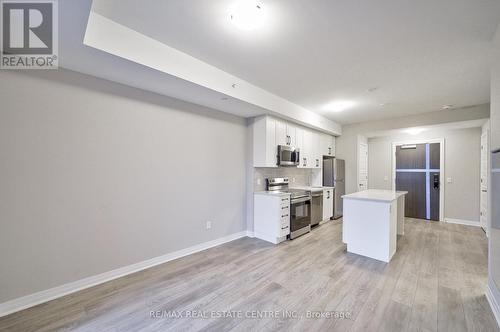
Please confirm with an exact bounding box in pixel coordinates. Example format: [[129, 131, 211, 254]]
[[0, 231, 249, 318], [253, 231, 281, 244], [486, 278, 500, 328], [391, 138, 445, 222], [444, 218, 481, 227]]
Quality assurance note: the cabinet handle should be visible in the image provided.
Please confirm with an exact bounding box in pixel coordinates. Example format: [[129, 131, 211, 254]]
[[282, 214, 289, 218], [281, 206, 288, 209], [281, 226, 289, 230], [328, 147, 331, 155]]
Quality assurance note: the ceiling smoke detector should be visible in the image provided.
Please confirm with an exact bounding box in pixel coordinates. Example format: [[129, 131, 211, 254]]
[[441, 104, 454, 110]]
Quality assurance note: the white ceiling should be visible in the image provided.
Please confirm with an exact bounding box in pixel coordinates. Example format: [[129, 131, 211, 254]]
[[92, 0, 500, 125]]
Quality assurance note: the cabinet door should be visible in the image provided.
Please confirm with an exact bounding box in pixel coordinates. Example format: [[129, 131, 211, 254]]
[[311, 131, 321, 168], [266, 118, 277, 167], [303, 129, 313, 168], [296, 127, 306, 168], [319, 134, 329, 156], [323, 189, 333, 220], [287, 123, 297, 147], [323, 190, 329, 220], [275, 119, 287, 146], [331, 136, 336, 157]]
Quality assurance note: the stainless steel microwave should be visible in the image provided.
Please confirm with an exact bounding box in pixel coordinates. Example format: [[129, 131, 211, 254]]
[[277, 145, 300, 166]]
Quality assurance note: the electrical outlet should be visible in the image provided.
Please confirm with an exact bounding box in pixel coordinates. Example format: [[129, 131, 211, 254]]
[[384, 176, 388, 181], [206, 221, 212, 230], [292, 177, 296, 183], [447, 178, 452, 184]]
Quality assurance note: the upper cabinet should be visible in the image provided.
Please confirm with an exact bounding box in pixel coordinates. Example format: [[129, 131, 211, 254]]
[[319, 133, 336, 157], [253, 116, 278, 168], [303, 129, 321, 168], [253, 116, 336, 168], [275, 119, 297, 146]]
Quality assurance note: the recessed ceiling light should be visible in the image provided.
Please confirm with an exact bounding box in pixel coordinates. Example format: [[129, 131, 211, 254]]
[[322, 100, 357, 113], [441, 104, 454, 110], [403, 127, 427, 135], [229, 1, 265, 31]]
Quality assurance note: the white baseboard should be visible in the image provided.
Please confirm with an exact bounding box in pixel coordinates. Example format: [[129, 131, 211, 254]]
[[444, 218, 480, 227], [0, 230, 249, 318], [245, 230, 255, 238], [486, 278, 500, 328]]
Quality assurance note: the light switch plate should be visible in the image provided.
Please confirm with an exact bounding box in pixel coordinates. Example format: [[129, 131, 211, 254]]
[[257, 178, 261, 185], [384, 176, 388, 181], [447, 178, 452, 183]]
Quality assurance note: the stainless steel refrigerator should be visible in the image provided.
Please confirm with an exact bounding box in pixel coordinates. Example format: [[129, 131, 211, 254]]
[[323, 158, 345, 219]]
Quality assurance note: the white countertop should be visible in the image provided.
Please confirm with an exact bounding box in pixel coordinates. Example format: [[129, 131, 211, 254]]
[[342, 189, 407, 202], [290, 185, 334, 192], [254, 191, 291, 197]]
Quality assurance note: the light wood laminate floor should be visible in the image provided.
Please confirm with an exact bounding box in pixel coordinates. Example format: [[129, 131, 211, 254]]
[[0, 218, 497, 332]]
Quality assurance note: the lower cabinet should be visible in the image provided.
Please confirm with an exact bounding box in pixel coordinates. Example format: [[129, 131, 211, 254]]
[[254, 193, 290, 244], [323, 188, 334, 221]]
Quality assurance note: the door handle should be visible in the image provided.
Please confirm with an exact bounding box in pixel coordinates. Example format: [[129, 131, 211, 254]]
[[433, 174, 440, 189]]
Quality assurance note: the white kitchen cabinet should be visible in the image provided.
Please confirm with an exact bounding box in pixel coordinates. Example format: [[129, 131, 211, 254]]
[[295, 127, 307, 168], [275, 119, 287, 146], [254, 193, 291, 244], [276, 119, 296, 146], [253, 115, 335, 169], [301, 129, 321, 168], [302, 129, 313, 168], [253, 116, 278, 167], [319, 133, 335, 157], [323, 188, 334, 220], [309, 130, 321, 168]]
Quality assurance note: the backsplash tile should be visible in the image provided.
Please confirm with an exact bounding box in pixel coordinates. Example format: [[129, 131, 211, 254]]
[[254, 167, 313, 191]]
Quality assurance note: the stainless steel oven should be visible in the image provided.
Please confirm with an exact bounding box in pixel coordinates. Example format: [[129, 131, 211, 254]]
[[290, 194, 312, 239], [266, 177, 311, 239], [277, 145, 300, 166]]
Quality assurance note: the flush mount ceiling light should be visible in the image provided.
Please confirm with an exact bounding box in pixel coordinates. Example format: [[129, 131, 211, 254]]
[[403, 127, 427, 135], [441, 104, 454, 110], [322, 100, 357, 113], [229, 1, 265, 31]]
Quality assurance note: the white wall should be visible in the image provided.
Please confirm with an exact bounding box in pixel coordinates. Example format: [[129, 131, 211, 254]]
[[0, 69, 248, 303], [337, 105, 489, 195], [368, 127, 482, 222], [488, 23, 500, 323]]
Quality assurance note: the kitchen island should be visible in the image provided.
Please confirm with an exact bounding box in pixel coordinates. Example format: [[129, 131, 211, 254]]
[[342, 190, 407, 262]]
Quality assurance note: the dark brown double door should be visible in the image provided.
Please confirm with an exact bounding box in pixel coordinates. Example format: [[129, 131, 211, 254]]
[[396, 143, 440, 221]]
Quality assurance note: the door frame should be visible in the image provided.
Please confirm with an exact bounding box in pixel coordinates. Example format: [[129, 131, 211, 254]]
[[358, 142, 369, 191], [391, 138, 445, 222]]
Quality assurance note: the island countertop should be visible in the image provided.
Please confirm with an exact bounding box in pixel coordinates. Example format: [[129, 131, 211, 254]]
[[342, 189, 408, 203]]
